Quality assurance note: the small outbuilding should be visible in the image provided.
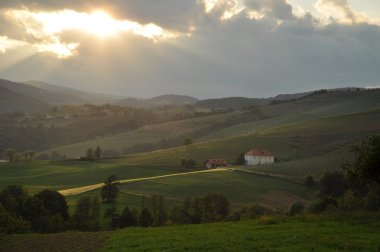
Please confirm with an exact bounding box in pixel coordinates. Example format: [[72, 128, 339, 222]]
[[245, 148, 274, 166], [205, 159, 228, 169]]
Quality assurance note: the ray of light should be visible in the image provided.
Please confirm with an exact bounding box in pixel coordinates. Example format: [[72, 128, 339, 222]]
[[5, 9, 180, 59]]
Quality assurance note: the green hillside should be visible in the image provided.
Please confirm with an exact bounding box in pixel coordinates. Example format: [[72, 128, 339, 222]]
[[43, 89, 380, 159], [117, 109, 380, 170], [2, 214, 379, 252], [41, 112, 241, 158]]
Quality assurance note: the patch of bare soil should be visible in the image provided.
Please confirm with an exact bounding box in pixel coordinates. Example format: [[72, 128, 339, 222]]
[[0, 232, 110, 252]]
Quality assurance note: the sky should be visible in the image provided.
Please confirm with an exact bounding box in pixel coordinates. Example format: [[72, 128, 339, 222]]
[[0, 0, 379, 98]]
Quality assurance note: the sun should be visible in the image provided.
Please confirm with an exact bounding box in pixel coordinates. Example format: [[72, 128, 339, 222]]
[[5, 9, 178, 58]]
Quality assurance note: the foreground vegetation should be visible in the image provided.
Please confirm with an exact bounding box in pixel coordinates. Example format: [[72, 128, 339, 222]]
[[1, 213, 379, 252]]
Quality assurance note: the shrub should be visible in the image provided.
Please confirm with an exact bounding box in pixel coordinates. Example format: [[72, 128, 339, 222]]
[[305, 175, 316, 187], [308, 197, 337, 213], [0, 203, 31, 234], [258, 215, 279, 225], [181, 159, 197, 168], [319, 171, 347, 197], [337, 190, 361, 210], [288, 201, 305, 215], [238, 203, 274, 219], [363, 185, 380, 211]]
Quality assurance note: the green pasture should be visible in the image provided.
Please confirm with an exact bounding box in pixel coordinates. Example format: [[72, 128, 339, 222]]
[[2, 213, 380, 252]]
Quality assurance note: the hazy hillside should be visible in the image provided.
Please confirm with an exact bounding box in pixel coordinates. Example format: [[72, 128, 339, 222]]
[[0, 85, 48, 113], [0, 79, 88, 105], [117, 94, 198, 108], [195, 91, 314, 109], [195, 97, 269, 109], [24, 80, 121, 104], [43, 89, 380, 159]]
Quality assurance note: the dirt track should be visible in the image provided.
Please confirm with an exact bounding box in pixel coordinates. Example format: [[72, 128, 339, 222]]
[[58, 168, 230, 196]]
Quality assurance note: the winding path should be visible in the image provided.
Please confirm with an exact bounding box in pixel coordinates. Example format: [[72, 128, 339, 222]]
[[58, 168, 230, 196]]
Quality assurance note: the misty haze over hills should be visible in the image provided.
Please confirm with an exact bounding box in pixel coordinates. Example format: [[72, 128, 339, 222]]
[[0, 78, 371, 113]]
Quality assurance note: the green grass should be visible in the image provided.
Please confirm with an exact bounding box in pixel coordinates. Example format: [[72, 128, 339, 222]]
[[3, 213, 379, 251], [114, 109, 380, 168], [116, 170, 314, 209], [43, 112, 240, 158], [102, 216, 380, 251], [0, 160, 185, 194], [43, 90, 380, 159]]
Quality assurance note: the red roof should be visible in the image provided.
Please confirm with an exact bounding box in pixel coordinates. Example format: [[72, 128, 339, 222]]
[[245, 148, 273, 157], [206, 159, 228, 165]]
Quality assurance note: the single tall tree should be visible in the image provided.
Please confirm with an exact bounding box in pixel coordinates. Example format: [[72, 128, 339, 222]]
[[101, 175, 120, 203], [139, 208, 153, 227], [94, 146, 102, 159], [236, 152, 245, 165], [72, 197, 101, 231], [4, 148, 16, 163], [183, 138, 193, 146], [86, 148, 94, 160]]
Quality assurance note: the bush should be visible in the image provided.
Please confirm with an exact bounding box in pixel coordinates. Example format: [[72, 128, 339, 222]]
[[337, 190, 361, 210], [319, 171, 347, 197], [258, 215, 279, 225], [363, 185, 380, 211], [288, 202, 305, 215], [0, 203, 31, 234], [305, 175, 316, 187], [238, 203, 274, 219], [181, 159, 197, 169], [308, 197, 337, 213]]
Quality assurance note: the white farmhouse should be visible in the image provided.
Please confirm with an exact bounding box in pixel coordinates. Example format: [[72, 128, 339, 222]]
[[245, 148, 274, 166]]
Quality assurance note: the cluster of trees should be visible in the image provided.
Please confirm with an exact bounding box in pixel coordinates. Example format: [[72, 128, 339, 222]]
[[83, 146, 102, 160], [308, 135, 380, 213], [4, 148, 36, 163], [109, 195, 168, 229], [180, 158, 197, 168], [169, 193, 230, 224], [0, 186, 70, 233]]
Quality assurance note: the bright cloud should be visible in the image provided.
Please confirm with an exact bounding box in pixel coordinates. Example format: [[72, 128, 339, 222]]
[[4, 9, 179, 58], [314, 0, 380, 25], [0, 36, 26, 53]]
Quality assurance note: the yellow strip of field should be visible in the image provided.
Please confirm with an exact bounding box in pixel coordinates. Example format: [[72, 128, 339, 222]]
[[58, 168, 230, 196]]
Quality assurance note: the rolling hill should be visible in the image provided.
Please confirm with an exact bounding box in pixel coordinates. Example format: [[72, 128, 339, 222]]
[[0, 85, 48, 113], [0, 79, 86, 105], [0, 79, 122, 112], [42, 89, 380, 159], [24, 80, 121, 104], [117, 94, 199, 108]]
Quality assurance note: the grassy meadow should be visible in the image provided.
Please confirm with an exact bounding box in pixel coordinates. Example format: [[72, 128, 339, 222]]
[[2, 213, 379, 252]]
